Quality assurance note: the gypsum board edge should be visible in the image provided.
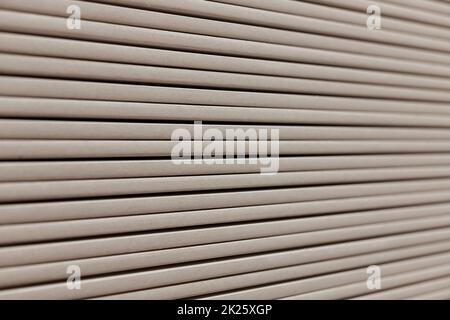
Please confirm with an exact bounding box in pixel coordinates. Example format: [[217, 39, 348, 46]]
[[3, 166, 450, 203], [2, 200, 450, 245], [282, 264, 450, 300], [5, 154, 450, 182], [1, 214, 450, 268], [2, 177, 450, 223], [1, 227, 450, 288], [2, 245, 450, 300], [94, 242, 450, 300]]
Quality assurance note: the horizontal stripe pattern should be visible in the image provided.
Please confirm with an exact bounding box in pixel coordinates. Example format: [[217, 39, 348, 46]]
[[1, 0, 449, 300]]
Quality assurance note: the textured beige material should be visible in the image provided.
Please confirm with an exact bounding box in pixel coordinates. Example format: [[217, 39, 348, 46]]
[[2, 215, 450, 268], [97, 242, 450, 300], [3, 155, 450, 181], [4, 11, 450, 74], [212, 0, 450, 40], [205, 253, 450, 300], [283, 264, 450, 300], [3, 34, 450, 91], [4, 98, 450, 121], [409, 289, 450, 300], [353, 276, 450, 300], [1, 0, 450, 300], [305, 0, 450, 27], [5, 54, 450, 100], [2, 2, 450, 67], [2, 179, 450, 223], [1, 242, 450, 300], [1, 201, 450, 245], [1, 229, 449, 289], [4, 166, 450, 203], [381, 0, 450, 16]]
